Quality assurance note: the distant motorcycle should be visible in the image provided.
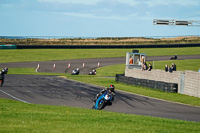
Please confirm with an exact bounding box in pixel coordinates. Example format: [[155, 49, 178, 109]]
[[71, 68, 80, 75], [92, 91, 113, 110], [88, 69, 96, 75], [170, 55, 177, 60], [0, 67, 8, 87], [0, 75, 3, 87]]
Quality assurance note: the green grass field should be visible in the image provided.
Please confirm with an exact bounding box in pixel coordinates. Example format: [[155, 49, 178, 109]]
[[148, 59, 200, 72], [0, 47, 200, 63], [1, 98, 200, 133], [1, 47, 200, 132]]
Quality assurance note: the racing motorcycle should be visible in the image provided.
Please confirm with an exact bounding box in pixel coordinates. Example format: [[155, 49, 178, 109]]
[[170, 55, 177, 60], [71, 68, 80, 75], [0, 77, 3, 87], [93, 91, 113, 110], [88, 69, 96, 75], [0, 74, 4, 87], [0, 67, 8, 87]]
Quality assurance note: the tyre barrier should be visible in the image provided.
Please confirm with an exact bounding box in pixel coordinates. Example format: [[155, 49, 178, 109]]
[[115, 74, 178, 93]]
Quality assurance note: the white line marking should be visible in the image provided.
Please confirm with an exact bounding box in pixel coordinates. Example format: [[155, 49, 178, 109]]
[[0, 89, 30, 104]]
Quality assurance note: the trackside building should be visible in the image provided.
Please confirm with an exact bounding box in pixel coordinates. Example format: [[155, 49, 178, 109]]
[[116, 51, 200, 98]]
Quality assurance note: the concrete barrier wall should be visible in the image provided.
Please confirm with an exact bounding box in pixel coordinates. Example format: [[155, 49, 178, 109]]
[[184, 71, 200, 98], [125, 69, 200, 98]]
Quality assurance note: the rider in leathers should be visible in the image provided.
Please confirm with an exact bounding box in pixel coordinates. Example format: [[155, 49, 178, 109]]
[[93, 85, 115, 105], [0, 67, 8, 86]]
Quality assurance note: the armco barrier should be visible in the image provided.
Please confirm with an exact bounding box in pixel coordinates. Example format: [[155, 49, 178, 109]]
[[16, 43, 200, 49], [116, 74, 178, 93]]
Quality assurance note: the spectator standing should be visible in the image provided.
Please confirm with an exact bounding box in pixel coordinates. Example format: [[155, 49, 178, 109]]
[[165, 64, 168, 72], [141, 63, 144, 71], [142, 62, 147, 71], [168, 66, 172, 73], [144, 64, 147, 70], [141, 56, 145, 63], [129, 56, 133, 64], [172, 63, 176, 71], [147, 63, 152, 71]]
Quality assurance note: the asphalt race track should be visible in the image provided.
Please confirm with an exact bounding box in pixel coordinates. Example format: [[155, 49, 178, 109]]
[[0, 55, 200, 122], [1, 74, 200, 122]]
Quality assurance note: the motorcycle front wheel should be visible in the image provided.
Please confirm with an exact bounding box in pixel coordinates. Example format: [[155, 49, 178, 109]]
[[0, 80, 2, 87], [98, 99, 105, 110]]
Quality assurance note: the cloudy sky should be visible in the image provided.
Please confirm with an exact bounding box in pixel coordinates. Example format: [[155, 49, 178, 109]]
[[0, 0, 199, 37]]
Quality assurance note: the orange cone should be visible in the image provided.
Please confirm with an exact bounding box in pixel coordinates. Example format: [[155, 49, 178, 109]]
[[68, 63, 70, 68], [98, 62, 100, 67]]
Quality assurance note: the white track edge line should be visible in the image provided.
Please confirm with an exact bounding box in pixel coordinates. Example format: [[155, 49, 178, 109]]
[[0, 89, 30, 104]]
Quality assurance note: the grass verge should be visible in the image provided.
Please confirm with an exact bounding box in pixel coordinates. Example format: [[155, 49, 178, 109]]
[[147, 59, 200, 72], [0, 47, 200, 63], [0, 98, 200, 133]]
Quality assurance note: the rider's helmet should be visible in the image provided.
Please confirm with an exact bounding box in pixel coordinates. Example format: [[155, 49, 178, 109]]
[[1, 69, 5, 74], [108, 85, 115, 92]]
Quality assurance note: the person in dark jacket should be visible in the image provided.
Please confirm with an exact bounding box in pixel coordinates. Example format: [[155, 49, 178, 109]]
[[168, 66, 173, 73], [165, 64, 168, 72], [172, 63, 176, 71], [147, 63, 152, 71]]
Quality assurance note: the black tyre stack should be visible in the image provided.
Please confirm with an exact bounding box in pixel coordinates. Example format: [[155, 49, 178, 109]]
[[116, 74, 178, 93]]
